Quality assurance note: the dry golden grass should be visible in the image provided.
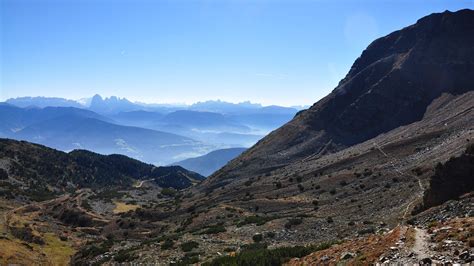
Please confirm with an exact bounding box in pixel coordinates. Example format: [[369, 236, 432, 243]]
[[113, 201, 139, 214], [286, 226, 403, 265], [0, 238, 46, 265], [39, 233, 76, 266]]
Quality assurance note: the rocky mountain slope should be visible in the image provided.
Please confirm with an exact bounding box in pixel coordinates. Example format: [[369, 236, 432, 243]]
[[204, 9, 474, 189]]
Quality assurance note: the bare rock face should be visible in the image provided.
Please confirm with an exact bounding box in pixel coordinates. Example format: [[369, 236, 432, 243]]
[[204, 9, 474, 188], [420, 144, 474, 211]]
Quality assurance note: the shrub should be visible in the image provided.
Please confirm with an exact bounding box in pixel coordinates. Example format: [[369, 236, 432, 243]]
[[284, 218, 303, 229], [180, 241, 199, 252], [363, 169, 373, 176], [296, 176, 302, 183], [252, 234, 263, 243], [358, 227, 375, 235], [114, 248, 138, 263], [200, 225, 226, 235], [203, 242, 335, 266], [265, 232, 276, 238], [329, 188, 337, 195], [161, 188, 177, 197], [237, 216, 276, 227], [0, 169, 8, 180], [297, 184, 304, 192], [161, 239, 174, 250], [275, 182, 282, 189]]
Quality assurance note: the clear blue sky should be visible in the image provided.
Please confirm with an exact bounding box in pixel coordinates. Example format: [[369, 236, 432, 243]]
[[1, 0, 472, 106]]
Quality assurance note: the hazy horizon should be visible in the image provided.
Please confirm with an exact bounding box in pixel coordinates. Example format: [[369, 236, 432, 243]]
[[3, 94, 310, 108]]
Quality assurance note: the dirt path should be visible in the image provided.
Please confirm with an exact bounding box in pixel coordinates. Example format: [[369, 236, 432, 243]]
[[133, 178, 157, 188], [412, 227, 431, 259], [373, 142, 425, 220]]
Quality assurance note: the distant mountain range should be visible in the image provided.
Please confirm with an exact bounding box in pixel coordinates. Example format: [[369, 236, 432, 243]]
[[0, 104, 212, 165], [2, 96, 303, 157], [171, 147, 246, 176], [1, 97, 302, 165], [6, 95, 307, 114]]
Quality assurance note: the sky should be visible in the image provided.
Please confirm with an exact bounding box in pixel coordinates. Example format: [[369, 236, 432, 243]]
[[1, 0, 472, 106]]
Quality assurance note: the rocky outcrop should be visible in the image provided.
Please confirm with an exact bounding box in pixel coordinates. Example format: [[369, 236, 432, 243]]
[[421, 144, 474, 210]]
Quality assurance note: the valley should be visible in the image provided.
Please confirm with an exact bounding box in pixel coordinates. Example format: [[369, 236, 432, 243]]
[[1, 8, 473, 266]]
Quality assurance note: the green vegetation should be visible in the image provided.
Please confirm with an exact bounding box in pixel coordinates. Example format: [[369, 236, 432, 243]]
[[81, 199, 93, 211], [80, 239, 114, 258], [114, 248, 139, 263], [237, 215, 278, 227], [180, 241, 199, 252], [203, 242, 335, 266], [252, 234, 263, 243], [284, 218, 303, 229], [173, 252, 201, 265], [265, 232, 276, 238], [161, 188, 177, 197], [199, 224, 226, 235], [161, 239, 174, 250]]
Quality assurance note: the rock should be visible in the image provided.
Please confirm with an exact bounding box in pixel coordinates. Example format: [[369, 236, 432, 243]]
[[454, 249, 460, 256], [459, 251, 469, 260], [340, 252, 355, 260], [419, 257, 432, 265], [320, 255, 329, 261]]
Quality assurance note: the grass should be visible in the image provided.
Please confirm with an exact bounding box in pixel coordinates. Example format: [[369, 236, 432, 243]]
[[113, 201, 139, 214], [0, 238, 43, 265], [40, 233, 76, 266], [0, 232, 75, 266]]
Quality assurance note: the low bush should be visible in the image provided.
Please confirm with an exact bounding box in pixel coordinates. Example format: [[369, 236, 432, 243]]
[[180, 241, 199, 252], [252, 234, 263, 243], [284, 218, 303, 229], [203, 242, 335, 266], [200, 224, 226, 235]]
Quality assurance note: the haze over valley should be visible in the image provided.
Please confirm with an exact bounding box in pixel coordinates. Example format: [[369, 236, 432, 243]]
[[1, 95, 302, 167]]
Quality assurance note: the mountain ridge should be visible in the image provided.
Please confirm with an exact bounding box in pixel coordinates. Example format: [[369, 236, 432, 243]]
[[203, 8, 474, 188]]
